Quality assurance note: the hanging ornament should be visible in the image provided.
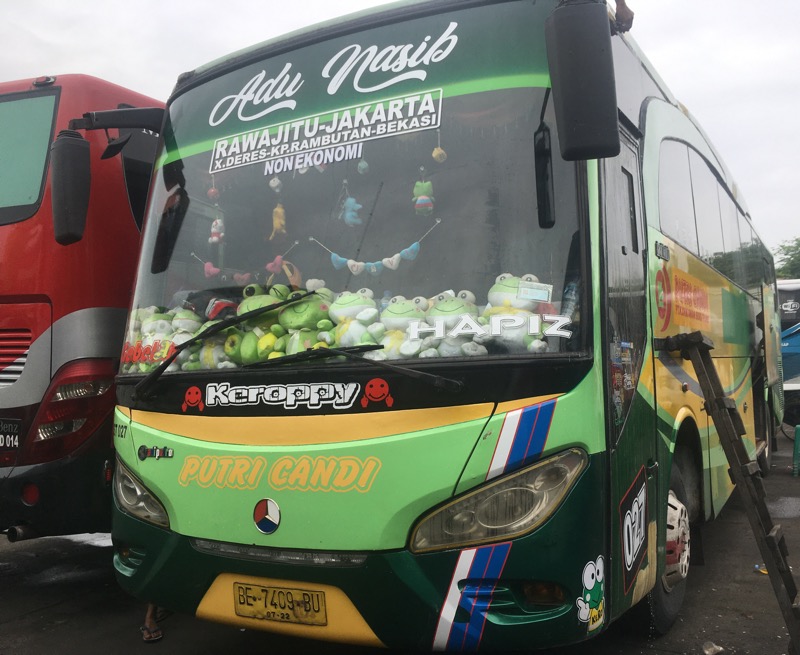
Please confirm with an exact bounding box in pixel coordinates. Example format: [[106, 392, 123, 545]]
[[357, 158, 370, 175], [337, 179, 363, 227], [265, 241, 299, 275], [209, 214, 225, 244], [309, 218, 441, 277], [432, 128, 447, 163], [191, 252, 221, 279], [207, 186, 220, 202], [270, 203, 287, 241], [265, 241, 302, 287], [269, 176, 283, 194], [413, 167, 434, 216], [233, 272, 252, 285]]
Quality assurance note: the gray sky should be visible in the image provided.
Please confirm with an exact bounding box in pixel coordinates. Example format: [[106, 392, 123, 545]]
[[4, 0, 797, 255]]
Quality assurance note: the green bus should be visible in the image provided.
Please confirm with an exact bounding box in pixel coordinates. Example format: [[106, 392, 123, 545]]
[[100, 0, 782, 649]]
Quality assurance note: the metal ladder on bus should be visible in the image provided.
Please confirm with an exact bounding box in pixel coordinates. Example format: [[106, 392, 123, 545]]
[[657, 331, 800, 654]]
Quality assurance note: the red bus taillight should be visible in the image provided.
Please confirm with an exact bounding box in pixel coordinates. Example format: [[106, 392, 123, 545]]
[[17, 359, 117, 465]]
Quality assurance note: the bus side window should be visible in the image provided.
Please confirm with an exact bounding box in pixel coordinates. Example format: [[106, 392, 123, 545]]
[[688, 149, 724, 269], [718, 187, 745, 285], [658, 140, 698, 254]]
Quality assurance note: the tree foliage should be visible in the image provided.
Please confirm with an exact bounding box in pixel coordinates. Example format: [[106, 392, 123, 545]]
[[775, 237, 800, 279]]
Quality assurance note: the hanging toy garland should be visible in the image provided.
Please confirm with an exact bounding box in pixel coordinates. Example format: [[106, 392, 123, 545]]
[[432, 128, 447, 163], [412, 166, 434, 216], [309, 218, 441, 276], [205, 174, 226, 274], [207, 176, 225, 245], [336, 179, 363, 227]]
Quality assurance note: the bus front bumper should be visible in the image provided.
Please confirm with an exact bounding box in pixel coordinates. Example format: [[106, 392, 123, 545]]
[[112, 461, 608, 651]]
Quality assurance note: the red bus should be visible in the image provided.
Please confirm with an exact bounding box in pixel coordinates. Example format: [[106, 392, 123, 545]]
[[0, 75, 162, 541]]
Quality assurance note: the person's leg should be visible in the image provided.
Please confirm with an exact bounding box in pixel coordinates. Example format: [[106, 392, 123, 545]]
[[141, 603, 163, 642]]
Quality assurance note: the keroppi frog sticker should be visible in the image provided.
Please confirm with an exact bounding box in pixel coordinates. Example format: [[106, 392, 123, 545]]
[[576, 556, 605, 632]]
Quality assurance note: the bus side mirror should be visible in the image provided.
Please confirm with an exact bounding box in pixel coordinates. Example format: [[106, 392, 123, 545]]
[[545, 1, 620, 160], [50, 130, 91, 245]]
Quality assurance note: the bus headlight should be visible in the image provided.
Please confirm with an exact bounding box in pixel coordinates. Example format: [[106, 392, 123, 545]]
[[113, 458, 170, 528], [410, 449, 587, 553]]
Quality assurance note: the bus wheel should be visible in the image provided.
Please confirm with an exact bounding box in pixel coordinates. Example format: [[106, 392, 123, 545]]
[[757, 431, 773, 477], [648, 464, 690, 635]]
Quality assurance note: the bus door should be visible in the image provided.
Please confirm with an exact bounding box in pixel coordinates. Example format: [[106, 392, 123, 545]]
[[602, 132, 657, 615], [756, 264, 781, 463]]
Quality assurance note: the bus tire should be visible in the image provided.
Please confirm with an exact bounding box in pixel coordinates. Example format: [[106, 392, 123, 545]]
[[757, 433, 773, 477], [757, 412, 778, 477], [647, 463, 690, 635]]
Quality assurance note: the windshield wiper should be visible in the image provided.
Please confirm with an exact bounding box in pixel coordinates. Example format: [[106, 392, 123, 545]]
[[133, 290, 316, 400], [248, 344, 463, 393]]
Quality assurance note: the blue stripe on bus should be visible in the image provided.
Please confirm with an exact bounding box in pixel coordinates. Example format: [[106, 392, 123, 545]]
[[446, 542, 512, 651], [506, 399, 556, 472]]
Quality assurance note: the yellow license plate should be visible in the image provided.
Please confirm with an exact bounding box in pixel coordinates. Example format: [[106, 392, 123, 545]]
[[233, 582, 327, 626]]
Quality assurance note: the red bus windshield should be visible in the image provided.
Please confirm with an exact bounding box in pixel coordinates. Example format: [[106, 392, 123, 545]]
[[0, 91, 57, 225]]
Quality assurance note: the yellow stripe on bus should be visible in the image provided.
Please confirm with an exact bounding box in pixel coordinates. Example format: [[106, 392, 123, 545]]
[[128, 403, 496, 446], [126, 394, 563, 446]]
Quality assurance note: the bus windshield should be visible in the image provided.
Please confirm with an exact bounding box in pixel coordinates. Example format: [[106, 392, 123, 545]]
[[0, 92, 56, 225], [122, 1, 584, 374]]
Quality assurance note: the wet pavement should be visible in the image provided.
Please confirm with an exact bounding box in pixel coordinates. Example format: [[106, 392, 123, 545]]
[[1, 437, 798, 655]]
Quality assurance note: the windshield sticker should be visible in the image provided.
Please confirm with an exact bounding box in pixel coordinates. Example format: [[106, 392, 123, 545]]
[[121, 339, 176, 368], [205, 381, 361, 410], [210, 89, 442, 174], [207, 21, 458, 130]]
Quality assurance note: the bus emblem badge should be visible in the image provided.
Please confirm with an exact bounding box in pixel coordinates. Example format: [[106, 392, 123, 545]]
[[253, 498, 281, 534]]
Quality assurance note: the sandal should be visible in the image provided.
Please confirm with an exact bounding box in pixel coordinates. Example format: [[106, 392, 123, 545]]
[[140, 625, 163, 643]]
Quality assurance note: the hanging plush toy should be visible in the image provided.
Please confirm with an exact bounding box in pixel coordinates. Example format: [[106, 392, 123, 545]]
[[432, 128, 447, 163], [269, 176, 283, 194], [270, 203, 287, 241], [209, 215, 225, 244], [340, 197, 363, 227], [337, 179, 362, 227], [413, 167, 434, 216]]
